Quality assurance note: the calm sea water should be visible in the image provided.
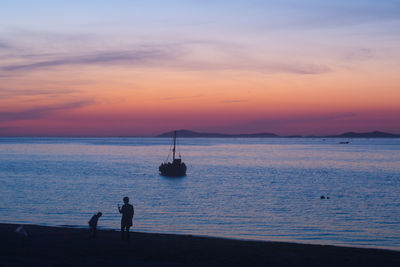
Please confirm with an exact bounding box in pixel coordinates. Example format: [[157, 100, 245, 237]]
[[0, 137, 399, 250]]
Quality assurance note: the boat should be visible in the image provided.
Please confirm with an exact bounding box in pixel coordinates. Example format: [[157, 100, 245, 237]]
[[159, 131, 187, 177]]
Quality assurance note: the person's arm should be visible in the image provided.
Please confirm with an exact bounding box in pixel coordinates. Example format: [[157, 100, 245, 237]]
[[118, 205, 122, 213]]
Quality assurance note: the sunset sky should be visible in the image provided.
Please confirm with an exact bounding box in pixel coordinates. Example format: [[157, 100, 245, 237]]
[[1, 1, 399, 136]]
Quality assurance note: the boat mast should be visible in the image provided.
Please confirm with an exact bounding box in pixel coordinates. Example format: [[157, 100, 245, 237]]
[[172, 131, 176, 161]]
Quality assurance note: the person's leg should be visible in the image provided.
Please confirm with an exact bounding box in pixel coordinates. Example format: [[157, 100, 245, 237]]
[[126, 226, 130, 240], [121, 225, 125, 240], [93, 225, 97, 238]]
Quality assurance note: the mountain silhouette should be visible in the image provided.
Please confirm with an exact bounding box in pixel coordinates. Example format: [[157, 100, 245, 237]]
[[327, 131, 400, 138]]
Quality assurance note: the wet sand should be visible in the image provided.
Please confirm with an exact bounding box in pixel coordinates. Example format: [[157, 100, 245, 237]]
[[1, 223, 399, 266]]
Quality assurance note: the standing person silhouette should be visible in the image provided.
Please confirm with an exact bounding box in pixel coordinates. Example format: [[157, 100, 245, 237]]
[[118, 197, 134, 241]]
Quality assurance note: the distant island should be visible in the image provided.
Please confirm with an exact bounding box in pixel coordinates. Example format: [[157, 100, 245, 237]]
[[157, 130, 400, 138]]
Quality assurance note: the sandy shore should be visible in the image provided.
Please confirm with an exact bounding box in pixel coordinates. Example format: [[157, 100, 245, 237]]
[[0, 223, 399, 266]]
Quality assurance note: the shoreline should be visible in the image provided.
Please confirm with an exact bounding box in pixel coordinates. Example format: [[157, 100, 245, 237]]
[[8, 222, 400, 253], [1, 223, 399, 266]]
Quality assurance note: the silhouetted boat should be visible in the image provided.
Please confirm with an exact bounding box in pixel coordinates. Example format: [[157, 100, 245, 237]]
[[339, 141, 349, 144], [159, 131, 187, 177]]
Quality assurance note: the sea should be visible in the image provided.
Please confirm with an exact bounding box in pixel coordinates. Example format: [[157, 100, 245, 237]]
[[0, 137, 399, 251]]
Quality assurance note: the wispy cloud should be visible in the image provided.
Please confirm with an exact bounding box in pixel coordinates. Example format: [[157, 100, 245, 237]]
[[261, 62, 330, 75], [0, 46, 330, 75], [344, 48, 373, 61], [0, 88, 78, 97], [0, 29, 331, 76], [0, 126, 19, 131], [0, 41, 11, 49], [221, 99, 248, 103], [1, 49, 176, 72], [0, 100, 94, 122], [161, 94, 204, 101], [167, 60, 330, 74]]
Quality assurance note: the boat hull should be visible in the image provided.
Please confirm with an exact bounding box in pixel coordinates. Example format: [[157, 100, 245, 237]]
[[159, 162, 187, 177]]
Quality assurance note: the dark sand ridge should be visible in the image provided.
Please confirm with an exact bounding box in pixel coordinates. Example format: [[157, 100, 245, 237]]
[[1, 223, 399, 266]]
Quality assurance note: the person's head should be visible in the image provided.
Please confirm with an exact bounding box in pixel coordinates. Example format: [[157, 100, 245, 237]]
[[123, 197, 129, 204], [97, 212, 102, 217]]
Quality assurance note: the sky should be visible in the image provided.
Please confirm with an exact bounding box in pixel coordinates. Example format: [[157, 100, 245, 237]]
[[1, 0, 399, 136]]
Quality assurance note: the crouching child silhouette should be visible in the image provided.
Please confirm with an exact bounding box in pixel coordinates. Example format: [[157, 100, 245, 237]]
[[88, 212, 102, 238], [118, 197, 134, 241]]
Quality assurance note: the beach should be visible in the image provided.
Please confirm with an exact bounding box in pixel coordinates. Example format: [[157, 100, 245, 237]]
[[1, 223, 399, 266]]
